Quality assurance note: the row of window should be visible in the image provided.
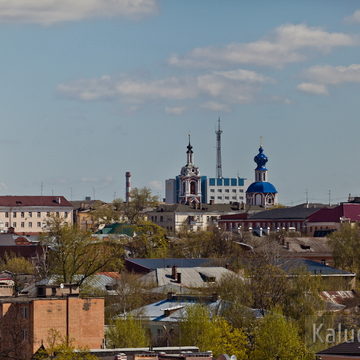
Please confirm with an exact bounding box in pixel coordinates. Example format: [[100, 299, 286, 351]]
[[210, 189, 244, 193], [4, 211, 68, 218], [210, 196, 244, 200], [5, 222, 43, 228]]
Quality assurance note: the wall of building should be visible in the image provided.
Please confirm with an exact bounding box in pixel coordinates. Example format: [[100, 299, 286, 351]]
[[0, 206, 73, 234]]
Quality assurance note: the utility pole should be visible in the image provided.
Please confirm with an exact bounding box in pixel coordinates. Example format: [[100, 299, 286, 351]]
[[215, 117, 223, 178]]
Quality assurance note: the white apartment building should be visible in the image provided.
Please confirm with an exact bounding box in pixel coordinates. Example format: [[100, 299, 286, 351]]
[[0, 196, 74, 234]]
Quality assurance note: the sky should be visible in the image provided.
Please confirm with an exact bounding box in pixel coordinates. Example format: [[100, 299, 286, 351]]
[[1, 0, 360, 205]]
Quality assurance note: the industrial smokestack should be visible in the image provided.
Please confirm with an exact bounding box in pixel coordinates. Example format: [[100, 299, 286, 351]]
[[125, 171, 131, 203]]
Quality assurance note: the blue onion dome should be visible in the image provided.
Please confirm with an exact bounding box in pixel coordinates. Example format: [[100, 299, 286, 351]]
[[247, 181, 277, 193], [254, 146, 268, 170]]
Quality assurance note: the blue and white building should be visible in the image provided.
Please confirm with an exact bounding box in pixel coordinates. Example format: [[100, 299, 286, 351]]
[[246, 146, 278, 207]]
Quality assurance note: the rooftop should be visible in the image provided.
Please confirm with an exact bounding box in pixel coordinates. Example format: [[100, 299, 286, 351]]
[[0, 196, 73, 208]]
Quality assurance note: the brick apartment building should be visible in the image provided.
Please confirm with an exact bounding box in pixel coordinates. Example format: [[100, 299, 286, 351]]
[[0, 284, 104, 359]]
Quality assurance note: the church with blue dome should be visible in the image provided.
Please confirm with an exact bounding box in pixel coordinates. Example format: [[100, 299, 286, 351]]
[[246, 145, 278, 207]]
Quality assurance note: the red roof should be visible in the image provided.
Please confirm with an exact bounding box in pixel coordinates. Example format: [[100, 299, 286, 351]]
[[0, 196, 73, 208], [308, 203, 360, 223]]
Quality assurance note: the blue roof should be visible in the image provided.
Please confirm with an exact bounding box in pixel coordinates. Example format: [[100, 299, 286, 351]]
[[279, 259, 355, 276], [246, 181, 277, 194]]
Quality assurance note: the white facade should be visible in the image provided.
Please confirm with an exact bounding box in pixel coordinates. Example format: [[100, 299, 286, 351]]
[[0, 196, 73, 233], [205, 177, 250, 204]]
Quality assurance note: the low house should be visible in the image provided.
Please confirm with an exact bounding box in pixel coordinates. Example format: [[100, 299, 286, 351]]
[[316, 341, 360, 359], [0, 233, 42, 260], [139, 266, 236, 289], [125, 258, 220, 274]]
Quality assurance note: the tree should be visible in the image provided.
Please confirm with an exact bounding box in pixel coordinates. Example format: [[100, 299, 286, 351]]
[[179, 305, 248, 359], [129, 221, 169, 258], [106, 316, 149, 348], [39, 217, 123, 286], [251, 311, 310, 360], [329, 223, 360, 275], [33, 329, 98, 360]]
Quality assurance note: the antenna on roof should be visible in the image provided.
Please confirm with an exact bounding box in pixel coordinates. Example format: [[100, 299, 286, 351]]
[[40, 182, 43, 196]]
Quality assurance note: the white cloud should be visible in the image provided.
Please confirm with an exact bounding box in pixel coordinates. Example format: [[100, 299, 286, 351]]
[[304, 64, 360, 85], [297, 82, 329, 95], [344, 9, 360, 23], [58, 68, 270, 106], [0, 0, 158, 24], [169, 24, 356, 68], [165, 106, 186, 115], [200, 102, 230, 112], [270, 95, 293, 104]]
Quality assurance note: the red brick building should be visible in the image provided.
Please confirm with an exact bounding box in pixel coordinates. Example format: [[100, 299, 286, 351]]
[[0, 285, 104, 359]]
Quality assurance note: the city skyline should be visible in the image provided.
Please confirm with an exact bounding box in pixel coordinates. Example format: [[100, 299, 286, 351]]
[[0, 1, 360, 205]]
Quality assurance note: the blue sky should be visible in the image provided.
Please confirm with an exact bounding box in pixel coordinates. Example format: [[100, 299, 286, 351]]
[[1, 0, 360, 205]]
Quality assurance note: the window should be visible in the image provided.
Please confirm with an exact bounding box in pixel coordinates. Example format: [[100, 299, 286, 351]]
[[232, 189, 236, 193], [56, 212, 60, 217], [218, 189, 222, 193], [210, 196, 215, 200], [5, 212, 8, 218], [22, 306, 28, 319], [225, 189, 230, 193], [22, 329, 28, 342], [13, 222, 17, 227], [37, 222, 41, 227], [21, 212, 25, 218], [37, 212, 41, 218], [232, 196, 237, 200], [160, 216, 163, 222], [5, 222, 8, 227], [28, 212, 32, 217], [64, 212, 68, 218], [240, 189, 244, 193], [29, 222, 32, 228], [21, 222, 25, 228], [217, 196, 222, 200], [46, 212, 50, 217], [13, 212, 17, 218], [210, 189, 215, 193], [225, 196, 229, 200]]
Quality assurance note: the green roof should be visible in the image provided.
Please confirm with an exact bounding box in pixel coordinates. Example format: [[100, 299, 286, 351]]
[[96, 223, 135, 237]]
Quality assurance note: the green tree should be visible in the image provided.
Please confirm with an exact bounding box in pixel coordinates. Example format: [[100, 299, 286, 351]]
[[329, 223, 360, 275], [180, 305, 248, 359], [130, 221, 168, 258], [106, 316, 149, 348], [39, 217, 123, 286], [251, 311, 310, 360], [0, 254, 35, 274], [33, 329, 98, 360]]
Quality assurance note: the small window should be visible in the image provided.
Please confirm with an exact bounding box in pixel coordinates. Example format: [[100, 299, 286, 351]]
[[210, 189, 215, 193], [64, 212, 68, 218], [5, 222, 8, 227], [22, 306, 28, 319], [22, 329, 28, 342], [28, 212, 32, 218], [232, 196, 237, 200], [29, 222, 32, 228], [21, 222, 25, 228], [13, 222, 17, 227], [217, 196, 222, 200], [218, 189, 222, 193], [56, 212, 60, 217], [13, 212, 17, 218], [37, 212, 41, 218], [37, 222, 41, 227], [240, 189, 244, 193], [210, 196, 215, 200], [46, 212, 50, 217], [225, 196, 229, 200], [232, 189, 236, 193], [5, 212, 8, 218], [225, 189, 230, 193], [21, 212, 25, 218]]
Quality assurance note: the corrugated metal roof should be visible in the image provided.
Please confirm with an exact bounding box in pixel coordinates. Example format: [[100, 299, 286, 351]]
[[125, 258, 216, 271]]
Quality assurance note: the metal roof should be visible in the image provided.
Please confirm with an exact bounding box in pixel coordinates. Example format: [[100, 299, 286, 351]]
[[125, 258, 216, 271]]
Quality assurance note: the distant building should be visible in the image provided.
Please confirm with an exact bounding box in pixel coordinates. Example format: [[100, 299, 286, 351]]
[[147, 203, 247, 233], [0, 283, 104, 359], [0, 196, 73, 234], [246, 146, 278, 207], [316, 341, 360, 359]]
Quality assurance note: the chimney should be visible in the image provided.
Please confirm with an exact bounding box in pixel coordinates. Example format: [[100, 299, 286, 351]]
[[125, 171, 131, 203], [172, 265, 177, 279], [176, 272, 182, 284], [58, 197, 61, 204]]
